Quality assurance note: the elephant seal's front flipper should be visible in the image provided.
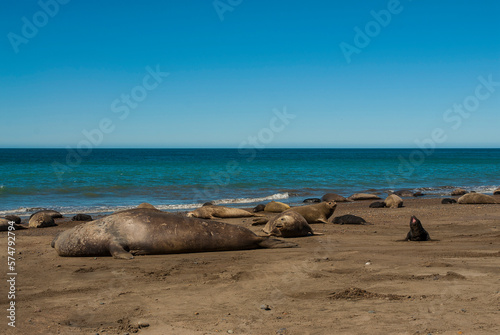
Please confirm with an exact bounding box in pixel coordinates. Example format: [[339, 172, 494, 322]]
[[258, 237, 298, 249], [109, 241, 134, 259]]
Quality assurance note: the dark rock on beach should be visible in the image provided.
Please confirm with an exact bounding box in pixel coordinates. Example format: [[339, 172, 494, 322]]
[[332, 214, 367, 225], [253, 204, 266, 212], [303, 198, 321, 203], [369, 201, 386, 208], [4, 215, 22, 225], [72, 214, 93, 221]]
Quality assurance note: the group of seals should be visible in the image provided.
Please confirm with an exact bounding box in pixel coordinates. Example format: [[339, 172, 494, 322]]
[[52, 208, 297, 259]]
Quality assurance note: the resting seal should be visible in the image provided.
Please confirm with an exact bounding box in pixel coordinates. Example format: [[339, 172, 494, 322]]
[[405, 216, 430, 241], [1, 218, 27, 231], [29, 210, 62, 219], [187, 205, 256, 219], [72, 214, 93, 221], [29, 212, 57, 228], [51, 209, 297, 259], [321, 193, 350, 202], [332, 214, 367, 225], [263, 211, 319, 238], [441, 198, 457, 204], [264, 201, 291, 213], [385, 194, 403, 208], [347, 193, 381, 201], [286, 201, 337, 224], [457, 193, 497, 204], [369, 201, 386, 208]]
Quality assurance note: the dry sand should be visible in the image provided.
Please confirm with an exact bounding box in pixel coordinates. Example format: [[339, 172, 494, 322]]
[[1, 197, 500, 335]]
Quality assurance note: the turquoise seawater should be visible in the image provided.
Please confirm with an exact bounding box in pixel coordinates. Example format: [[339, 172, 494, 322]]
[[0, 149, 499, 216]]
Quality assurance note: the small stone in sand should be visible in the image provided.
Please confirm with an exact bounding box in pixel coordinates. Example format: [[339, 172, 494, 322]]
[[260, 304, 271, 310]]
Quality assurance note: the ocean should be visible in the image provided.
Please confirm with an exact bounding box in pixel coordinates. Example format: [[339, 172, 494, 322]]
[[0, 148, 499, 216]]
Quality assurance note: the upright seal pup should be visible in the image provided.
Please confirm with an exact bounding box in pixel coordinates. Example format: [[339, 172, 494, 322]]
[[263, 212, 319, 238], [187, 205, 256, 219], [51, 209, 297, 259], [286, 201, 337, 224], [405, 216, 430, 241]]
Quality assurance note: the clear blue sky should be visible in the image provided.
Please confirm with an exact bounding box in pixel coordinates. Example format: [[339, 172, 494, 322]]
[[0, 0, 498, 148]]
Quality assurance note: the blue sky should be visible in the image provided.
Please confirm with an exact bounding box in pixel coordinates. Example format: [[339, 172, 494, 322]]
[[0, 0, 498, 148]]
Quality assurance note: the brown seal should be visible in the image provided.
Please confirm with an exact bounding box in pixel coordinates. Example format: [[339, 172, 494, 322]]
[[262, 211, 321, 237], [264, 201, 291, 213], [137, 203, 158, 210], [286, 201, 337, 224], [0, 218, 27, 231], [29, 212, 57, 228], [29, 210, 63, 219], [457, 193, 497, 204], [321, 193, 350, 202], [51, 208, 297, 259], [347, 193, 381, 201], [384, 194, 403, 208], [186, 205, 256, 219]]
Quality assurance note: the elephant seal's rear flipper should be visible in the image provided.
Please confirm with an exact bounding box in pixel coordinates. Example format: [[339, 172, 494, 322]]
[[109, 241, 134, 259], [258, 237, 298, 249]]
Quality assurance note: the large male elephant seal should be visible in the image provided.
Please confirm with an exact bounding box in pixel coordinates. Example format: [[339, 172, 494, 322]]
[[187, 205, 256, 219], [262, 211, 320, 238], [457, 193, 497, 204], [405, 216, 430, 241], [51, 209, 297, 259], [286, 201, 337, 224]]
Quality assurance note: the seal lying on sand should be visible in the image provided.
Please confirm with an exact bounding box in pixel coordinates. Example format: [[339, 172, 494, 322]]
[[332, 214, 367, 225], [29, 210, 63, 219], [262, 211, 320, 238], [286, 201, 337, 224], [0, 218, 26, 231], [405, 216, 430, 241], [187, 205, 256, 219], [51, 209, 296, 259]]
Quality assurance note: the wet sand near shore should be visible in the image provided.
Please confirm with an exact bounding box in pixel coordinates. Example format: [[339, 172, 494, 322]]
[[1, 197, 500, 334]]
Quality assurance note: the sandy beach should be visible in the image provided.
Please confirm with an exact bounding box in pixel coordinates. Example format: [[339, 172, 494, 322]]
[[2, 196, 500, 335]]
